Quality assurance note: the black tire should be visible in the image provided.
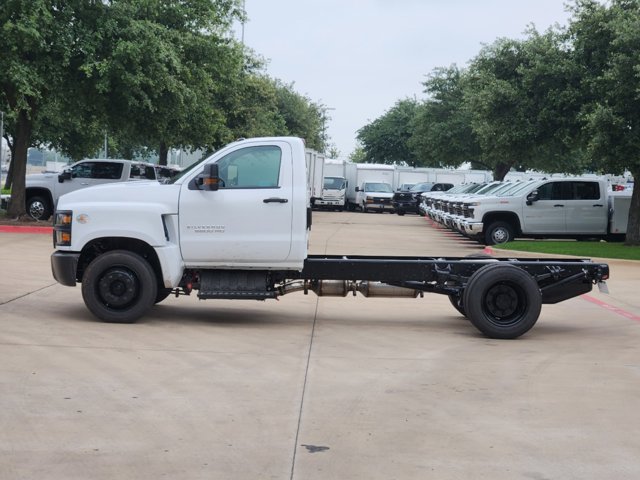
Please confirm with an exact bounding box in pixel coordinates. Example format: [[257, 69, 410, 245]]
[[27, 195, 52, 221], [362, 203, 368, 213], [155, 288, 173, 304], [484, 221, 514, 245], [463, 264, 542, 339], [449, 255, 499, 317], [81, 250, 158, 323], [397, 210, 405, 216], [448, 294, 466, 316]]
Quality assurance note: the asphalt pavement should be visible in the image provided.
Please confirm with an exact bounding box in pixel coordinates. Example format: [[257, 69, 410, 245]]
[[0, 211, 639, 480]]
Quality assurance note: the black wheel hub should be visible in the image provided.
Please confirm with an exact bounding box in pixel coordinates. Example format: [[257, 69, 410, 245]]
[[98, 268, 138, 308], [483, 284, 524, 323]]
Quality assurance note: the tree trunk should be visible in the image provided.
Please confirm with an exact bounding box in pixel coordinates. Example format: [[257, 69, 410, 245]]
[[624, 168, 640, 246], [6, 110, 32, 218], [493, 161, 511, 181], [159, 141, 168, 166]]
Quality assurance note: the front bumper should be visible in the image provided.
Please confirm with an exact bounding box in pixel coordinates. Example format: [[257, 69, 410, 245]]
[[51, 251, 81, 286], [316, 199, 344, 207], [392, 201, 418, 212], [366, 203, 395, 211], [460, 221, 484, 236]]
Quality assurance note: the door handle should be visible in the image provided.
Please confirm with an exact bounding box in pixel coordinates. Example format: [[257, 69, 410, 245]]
[[553, 204, 564, 207], [593, 204, 604, 207], [263, 197, 288, 204]]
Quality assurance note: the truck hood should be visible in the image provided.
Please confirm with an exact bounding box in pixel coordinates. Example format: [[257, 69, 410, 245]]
[[26, 172, 59, 184], [57, 180, 180, 214]]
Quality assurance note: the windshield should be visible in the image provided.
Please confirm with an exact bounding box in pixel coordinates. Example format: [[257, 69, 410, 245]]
[[324, 176, 346, 189], [498, 180, 536, 196], [166, 151, 213, 184], [364, 182, 393, 193], [410, 182, 434, 192]]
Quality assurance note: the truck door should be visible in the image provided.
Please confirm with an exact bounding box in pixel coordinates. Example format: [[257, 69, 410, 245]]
[[178, 142, 294, 265], [522, 181, 566, 233], [564, 181, 607, 234]]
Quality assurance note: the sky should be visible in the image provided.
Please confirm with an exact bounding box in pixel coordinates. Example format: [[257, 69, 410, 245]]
[[238, 1, 573, 159]]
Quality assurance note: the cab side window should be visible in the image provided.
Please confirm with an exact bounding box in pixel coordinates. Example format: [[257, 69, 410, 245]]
[[217, 146, 282, 188], [571, 181, 600, 200], [535, 182, 562, 200], [71, 162, 94, 178], [93, 162, 123, 180]]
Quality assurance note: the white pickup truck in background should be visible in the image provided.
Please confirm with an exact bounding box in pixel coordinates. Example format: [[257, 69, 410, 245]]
[[443, 178, 631, 244], [24, 159, 157, 220]]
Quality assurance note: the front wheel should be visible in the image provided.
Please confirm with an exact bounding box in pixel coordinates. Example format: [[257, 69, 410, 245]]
[[463, 264, 541, 339], [81, 250, 158, 323], [27, 195, 52, 221], [484, 221, 514, 245]]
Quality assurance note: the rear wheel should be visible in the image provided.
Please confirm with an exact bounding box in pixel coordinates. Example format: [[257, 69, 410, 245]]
[[463, 264, 541, 339], [448, 295, 466, 316], [81, 250, 157, 323], [449, 254, 499, 317]]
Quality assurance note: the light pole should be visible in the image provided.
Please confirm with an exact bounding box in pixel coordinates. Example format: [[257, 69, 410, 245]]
[[241, 0, 246, 44], [322, 107, 336, 154]]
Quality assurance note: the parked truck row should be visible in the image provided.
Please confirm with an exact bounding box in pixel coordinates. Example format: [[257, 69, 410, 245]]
[[50, 137, 610, 339], [421, 178, 631, 245]]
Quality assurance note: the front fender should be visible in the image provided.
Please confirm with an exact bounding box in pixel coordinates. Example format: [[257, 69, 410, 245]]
[[68, 203, 171, 249]]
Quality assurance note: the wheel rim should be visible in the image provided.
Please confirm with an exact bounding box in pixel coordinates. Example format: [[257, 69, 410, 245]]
[[482, 282, 527, 327], [29, 201, 45, 219], [491, 228, 509, 244], [97, 267, 139, 308]]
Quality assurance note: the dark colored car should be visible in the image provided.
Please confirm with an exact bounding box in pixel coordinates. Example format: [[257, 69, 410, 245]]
[[392, 182, 454, 215]]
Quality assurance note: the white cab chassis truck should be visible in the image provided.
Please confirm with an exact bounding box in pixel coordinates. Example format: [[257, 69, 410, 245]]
[[51, 137, 610, 339]]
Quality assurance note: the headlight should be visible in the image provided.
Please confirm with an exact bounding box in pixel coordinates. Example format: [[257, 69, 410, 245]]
[[53, 210, 73, 247]]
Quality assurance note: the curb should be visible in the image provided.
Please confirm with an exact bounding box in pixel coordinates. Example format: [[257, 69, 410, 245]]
[[0, 225, 53, 234]]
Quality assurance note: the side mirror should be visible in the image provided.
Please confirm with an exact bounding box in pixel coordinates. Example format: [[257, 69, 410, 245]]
[[202, 163, 220, 191], [355, 186, 361, 192], [526, 190, 539, 206], [58, 170, 72, 183]]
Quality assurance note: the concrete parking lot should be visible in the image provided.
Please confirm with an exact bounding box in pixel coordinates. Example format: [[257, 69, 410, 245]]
[[1, 211, 639, 479]]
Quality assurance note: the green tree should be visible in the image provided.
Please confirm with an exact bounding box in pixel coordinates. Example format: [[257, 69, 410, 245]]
[[0, 0, 107, 217], [356, 99, 419, 165], [89, 0, 243, 165], [410, 66, 481, 169], [349, 142, 366, 163], [568, 0, 640, 244], [464, 30, 580, 181], [274, 80, 324, 151]]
